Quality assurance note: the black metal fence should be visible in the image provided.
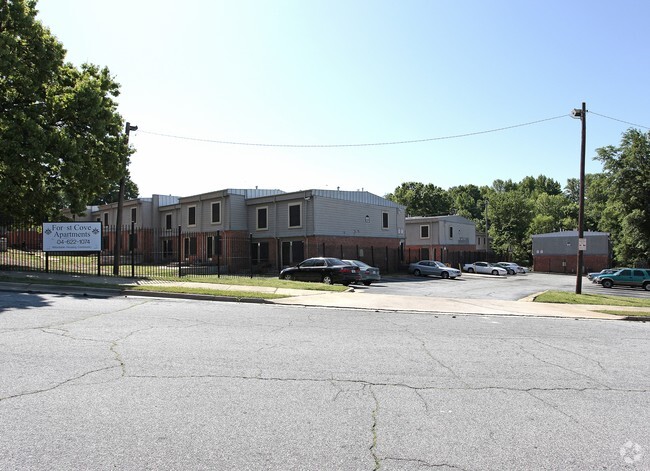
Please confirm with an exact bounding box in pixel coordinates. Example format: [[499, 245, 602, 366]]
[[1, 222, 501, 279]]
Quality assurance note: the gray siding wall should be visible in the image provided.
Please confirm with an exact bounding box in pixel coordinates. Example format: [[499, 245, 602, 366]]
[[532, 233, 609, 255], [312, 197, 401, 238], [227, 195, 248, 231]]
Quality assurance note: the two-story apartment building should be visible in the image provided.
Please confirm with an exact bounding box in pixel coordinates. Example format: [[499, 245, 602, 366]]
[[404, 215, 477, 263], [73, 188, 406, 273]]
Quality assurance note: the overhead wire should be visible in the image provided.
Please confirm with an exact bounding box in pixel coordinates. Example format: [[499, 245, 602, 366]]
[[588, 111, 649, 130], [136, 114, 570, 148]]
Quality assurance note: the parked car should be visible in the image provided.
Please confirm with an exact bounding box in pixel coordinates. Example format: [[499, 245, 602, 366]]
[[597, 268, 650, 290], [497, 262, 528, 274], [587, 268, 617, 281], [279, 257, 360, 285], [342, 260, 381, 286], [408, 260, 462, 279], [495, 262, 517, 275], [462, 262, 507, 276]]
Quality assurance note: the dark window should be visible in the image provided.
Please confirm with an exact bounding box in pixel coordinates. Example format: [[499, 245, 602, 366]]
[[620, 269, 631, 276], [633, 270, 644, 277], [104, 213, 109, 226], [449, 226, 454, 238], [257, 207, 268, 230], [207, 236, 213, 259], [382, 212, 389, 229], [165, 214, 172, 230], [131, 208, 137, 223], [184, 237, 197, 257], [251, 241, 269, 264], [188, 206, 196, 226], [211, 202, 221, 224], [289, 204, 301, 228], [420, 225, 429, 238]]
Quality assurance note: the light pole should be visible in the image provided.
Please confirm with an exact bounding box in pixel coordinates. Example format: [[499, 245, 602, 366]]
[[113, 121, 138, 276], [571, 103, 586, 294], [484, 199, 489, 259]]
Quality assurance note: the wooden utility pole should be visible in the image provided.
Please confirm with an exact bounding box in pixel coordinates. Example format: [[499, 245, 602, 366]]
[[572, 103, 586, 294]]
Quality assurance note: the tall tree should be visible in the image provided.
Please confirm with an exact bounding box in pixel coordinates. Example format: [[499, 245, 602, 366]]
[[0, 0, 134, 223], [595, 129, 650, 265], [385, 182, 452, 217]]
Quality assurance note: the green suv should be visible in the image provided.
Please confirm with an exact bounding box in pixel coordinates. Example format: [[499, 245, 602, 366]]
[[597, 268, 650, 290]]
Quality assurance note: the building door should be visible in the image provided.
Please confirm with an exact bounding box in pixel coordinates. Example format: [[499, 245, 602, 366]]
[[281, 240, 304, 266]]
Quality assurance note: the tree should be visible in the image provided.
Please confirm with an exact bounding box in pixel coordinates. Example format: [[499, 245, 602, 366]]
[[0, 0, 134, 223], [486, 190, 533, 261], [595, 129, 650, 265], [385, 182, 452, 217]]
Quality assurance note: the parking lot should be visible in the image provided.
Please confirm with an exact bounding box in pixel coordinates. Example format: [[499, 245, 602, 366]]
[[357, 271, 650, 301]]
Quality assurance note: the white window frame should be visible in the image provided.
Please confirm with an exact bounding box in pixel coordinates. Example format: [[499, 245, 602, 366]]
[[188, 205, 197, 227], [420, 225, 429, 239], [165, 213, 173, 230], [257, 206, 269, 231], [288, 203, 302, 229], [211, 201, 221, 224], [382, 211, 389, 230]]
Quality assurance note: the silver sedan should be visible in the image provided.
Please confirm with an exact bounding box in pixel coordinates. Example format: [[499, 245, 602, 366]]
[[408, 260, 462, 279]]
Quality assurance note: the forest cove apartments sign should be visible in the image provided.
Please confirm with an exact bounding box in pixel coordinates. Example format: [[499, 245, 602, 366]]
[[43, 222, 102, 252]]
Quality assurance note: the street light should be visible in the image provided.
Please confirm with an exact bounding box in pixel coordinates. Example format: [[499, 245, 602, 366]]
[[571, 102, 586, 294], [113, 121, 138, 276]]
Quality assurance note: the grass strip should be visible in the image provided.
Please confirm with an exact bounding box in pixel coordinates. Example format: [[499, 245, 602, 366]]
[[128, 284, 290, 300], [534, 290, 650, 307]]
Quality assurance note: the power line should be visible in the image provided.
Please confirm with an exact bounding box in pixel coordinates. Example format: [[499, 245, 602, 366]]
[[137, 114, 569, 148], [588, 111, 649, 130]]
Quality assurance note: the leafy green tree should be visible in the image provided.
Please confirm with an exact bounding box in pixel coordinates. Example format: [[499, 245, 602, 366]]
[[385, 182, 452, 216], [486, 190, 533, 261], [519, 175, 562, 197], [447, 184, 484, 221], [0, 0, 134, 223], [595, 129, 650, 265]]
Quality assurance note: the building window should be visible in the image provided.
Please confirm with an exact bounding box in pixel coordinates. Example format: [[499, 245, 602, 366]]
[[103, 213, 109, 226], [382, 212, 389, 229], [207, 236, 213, 259], [257, 207, 268, 230], [165, 214, 172, 230], [420, 225, 429, 239], [289, 203, 301, 228], [184, 237, 197, 257], [211, 202, 221, 224], [128, 233, 137, 251], [449, 226, 454, 239], [188, 206, 196, 226], [131, 208, 137, 223]]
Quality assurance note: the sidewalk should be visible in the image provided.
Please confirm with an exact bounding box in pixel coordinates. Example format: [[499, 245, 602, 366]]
[[0, 271, 647, 321]]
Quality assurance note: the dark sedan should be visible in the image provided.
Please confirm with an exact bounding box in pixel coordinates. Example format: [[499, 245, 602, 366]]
[[279, 257, 361, 285]]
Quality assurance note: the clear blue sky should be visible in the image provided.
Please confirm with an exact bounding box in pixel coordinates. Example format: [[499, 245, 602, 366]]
[[36, 0, 650, 199]]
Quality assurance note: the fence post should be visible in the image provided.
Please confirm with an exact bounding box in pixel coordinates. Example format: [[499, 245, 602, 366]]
[[177, 225, 182, 278], [130, 221, 135, 278], [45, 251, 49, 273], [216, 230, 221, 278], [97, 250, 101, 276]]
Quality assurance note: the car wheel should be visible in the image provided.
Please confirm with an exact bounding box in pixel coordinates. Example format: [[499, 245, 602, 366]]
[[441, 272, 449, 279], [283, 274, 293, 281], [413, 269, 421, 276], [322, 275, 333, 285], [467, 268, 474, 273], [602, 279, 613, 288], [342, 281, 351, 286], [363, 281, 372, 286], [643, 282, 650, 291], [491, 270, 499, 276]]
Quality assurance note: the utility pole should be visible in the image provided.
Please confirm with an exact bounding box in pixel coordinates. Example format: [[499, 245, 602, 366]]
[[113, 121, 138, 276], [485, 199, 489, 259], [571, 103, 586, 294]]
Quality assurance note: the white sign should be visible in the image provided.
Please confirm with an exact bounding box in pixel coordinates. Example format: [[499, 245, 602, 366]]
[[578, 238, 587, 251], [43, 222, 102, 252]]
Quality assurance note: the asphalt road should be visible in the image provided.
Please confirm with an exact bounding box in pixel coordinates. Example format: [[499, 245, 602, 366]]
[[365, 272, 650, 301], [1, 292, 649, 470]]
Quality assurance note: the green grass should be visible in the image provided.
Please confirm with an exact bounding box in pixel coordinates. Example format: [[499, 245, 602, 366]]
[[534, 291, 650, 317], [127, 284, 290, 300], [179, 275, 349, 292], [534, 290, 650, 307]]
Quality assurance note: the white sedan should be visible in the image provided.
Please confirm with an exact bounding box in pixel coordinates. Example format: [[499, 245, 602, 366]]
[[463, 262, 508, 276]]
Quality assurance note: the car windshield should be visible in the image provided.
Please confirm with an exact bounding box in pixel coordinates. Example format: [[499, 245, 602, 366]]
[[434, 261, 446, 267]]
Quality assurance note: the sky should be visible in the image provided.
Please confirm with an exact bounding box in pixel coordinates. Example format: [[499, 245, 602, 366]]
[[35, 0, 650, 199]]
